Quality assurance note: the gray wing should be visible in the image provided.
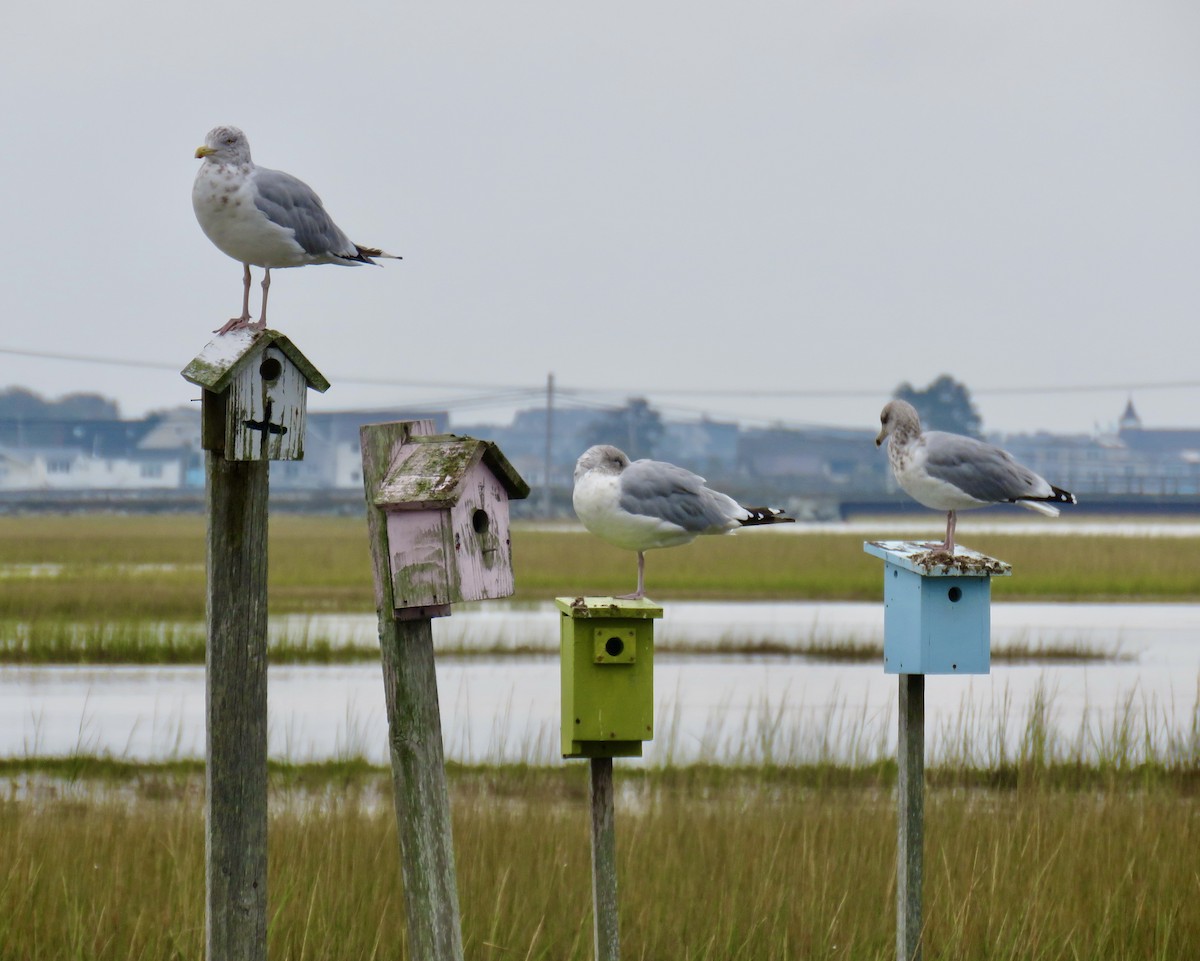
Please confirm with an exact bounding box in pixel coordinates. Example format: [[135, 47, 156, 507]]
[[922, 432, 1049, 502], [618, 459, 741, 532], [252, 167, 359, 260]]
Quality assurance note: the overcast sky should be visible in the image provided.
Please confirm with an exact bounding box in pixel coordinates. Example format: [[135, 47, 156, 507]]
[[1, 2, 1197, 437]]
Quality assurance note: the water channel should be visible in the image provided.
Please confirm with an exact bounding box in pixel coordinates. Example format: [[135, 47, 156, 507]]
[[2, 601, 1195, 766]]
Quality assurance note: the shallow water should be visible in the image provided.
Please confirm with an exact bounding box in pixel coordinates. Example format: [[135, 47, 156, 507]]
[[2, 601, 1195, 766]]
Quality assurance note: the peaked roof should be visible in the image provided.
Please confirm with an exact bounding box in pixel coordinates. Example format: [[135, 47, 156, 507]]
[[375, 434, 530, 508], [1119, 397, 1141, 429], [181, 328, 330, 393]]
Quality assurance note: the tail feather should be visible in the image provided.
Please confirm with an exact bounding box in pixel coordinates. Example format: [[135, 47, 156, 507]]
[[1015, 485, 1076, 517], [354, 244, 402, 263], [1017, 500, 1061, 518], [738, 506, 795, 527]]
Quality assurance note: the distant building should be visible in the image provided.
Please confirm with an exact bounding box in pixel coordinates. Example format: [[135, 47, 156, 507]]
[[1114, 399, 1200, 495], [0, 407, 448, 493], [658, 418, 740, 473], [1, 396, 1198, 511], [0, 445, 183, 490]]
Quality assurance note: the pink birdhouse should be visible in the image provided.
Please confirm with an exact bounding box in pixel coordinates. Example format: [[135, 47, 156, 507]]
[[373, 434, 530, 617]]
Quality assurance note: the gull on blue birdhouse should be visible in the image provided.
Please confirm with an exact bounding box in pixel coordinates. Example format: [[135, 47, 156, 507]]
[[182, 328, 329, 461], [864, 541, 1012, 675], [372, 433, 530, 616]]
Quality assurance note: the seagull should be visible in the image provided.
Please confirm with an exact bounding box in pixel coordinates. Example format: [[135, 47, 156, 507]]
[[193, 125, 399, 334], [875, 399, 1076, 552], [572, 444, 795, 599]]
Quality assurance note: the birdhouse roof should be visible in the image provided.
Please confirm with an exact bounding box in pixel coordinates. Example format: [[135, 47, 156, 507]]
[[864, 541, 1012, 577], [181, 328, 330, 393], [374, 434, 530, 509]]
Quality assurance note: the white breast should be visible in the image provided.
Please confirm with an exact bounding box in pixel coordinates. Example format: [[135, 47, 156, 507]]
[[573, 471, 696, 552], [192, 165, 308, 268]]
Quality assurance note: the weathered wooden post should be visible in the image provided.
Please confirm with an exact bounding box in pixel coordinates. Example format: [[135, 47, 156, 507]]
[[558, 596, 662, 961], [863, 541, 1011, 961], [182, 329, 329, 961], [362, 422, 529, 961]]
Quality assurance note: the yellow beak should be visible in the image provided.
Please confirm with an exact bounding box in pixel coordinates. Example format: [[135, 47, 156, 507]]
[[195, 145, 217, 159]]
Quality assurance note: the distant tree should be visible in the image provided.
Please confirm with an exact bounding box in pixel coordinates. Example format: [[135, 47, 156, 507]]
[[0, 388, 46, 419], [894, 375, 982, 437], [580, 397, 664, 461], [52, 392, 120, 420], [0, 387, 120, 420]]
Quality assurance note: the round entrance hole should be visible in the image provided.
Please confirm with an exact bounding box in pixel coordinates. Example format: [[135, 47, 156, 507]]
[[472, 509, 490, 534], [947, 586, 962, 603], [604, 636, 625, 658], [259, 357, 283, 382]]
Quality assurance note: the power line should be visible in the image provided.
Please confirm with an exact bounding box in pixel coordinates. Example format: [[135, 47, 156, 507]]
[[2, 344, 1198, 400]]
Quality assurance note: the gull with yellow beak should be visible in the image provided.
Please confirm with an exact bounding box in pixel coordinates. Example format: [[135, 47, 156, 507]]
[[193, 125, 399, 333], [875, 399, 1076, 552]]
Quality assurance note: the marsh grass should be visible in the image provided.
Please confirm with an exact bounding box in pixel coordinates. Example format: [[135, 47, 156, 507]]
[[1, 758, 1197, 960], [0, 517, 1196, 622], [1, 685, 1195, 957], [0, 619, 362, 665], [0, 615, 1128, 665]]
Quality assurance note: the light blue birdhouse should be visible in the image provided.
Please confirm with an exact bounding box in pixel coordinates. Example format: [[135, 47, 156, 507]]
[[863, 541, 1012, 675]]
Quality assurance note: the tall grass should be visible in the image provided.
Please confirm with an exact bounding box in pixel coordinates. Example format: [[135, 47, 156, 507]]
[[1, 517, 1197, 621], [0, 616, 1128, 665], [1, 764, 1197, 960]]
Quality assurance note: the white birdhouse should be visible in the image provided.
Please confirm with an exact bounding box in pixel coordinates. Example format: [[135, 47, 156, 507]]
[[372, 433, 530, 616], [182, 329, 330, 461]]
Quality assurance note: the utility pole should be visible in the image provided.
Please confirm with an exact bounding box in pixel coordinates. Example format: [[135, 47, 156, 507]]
[[543, 372, 555, 517]]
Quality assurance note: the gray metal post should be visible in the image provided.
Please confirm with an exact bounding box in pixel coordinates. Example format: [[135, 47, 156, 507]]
[[897, 673, 924, 961], [589, 757, 620, 961], [205, 451, 269, 961]]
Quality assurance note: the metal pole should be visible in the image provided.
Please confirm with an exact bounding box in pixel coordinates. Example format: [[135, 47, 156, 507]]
[[897, 673, 924, 961], [543, 372, 554, 517], [589, 757, 620, 961]]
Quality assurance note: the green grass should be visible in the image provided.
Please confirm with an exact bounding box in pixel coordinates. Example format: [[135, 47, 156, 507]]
[[1, 677, 1195, 959], [1, 516, 1198, 619], [1, 762, 1197, 960], [0, 514, 1192, 663], [0, 617, 1127, 665], [1, 515, 1195, 956]]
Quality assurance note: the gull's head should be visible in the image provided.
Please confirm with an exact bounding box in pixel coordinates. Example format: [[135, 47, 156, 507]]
[[876, 399, 920, 447], [195, 125, 252, 163], [574, 445, 631, 482]]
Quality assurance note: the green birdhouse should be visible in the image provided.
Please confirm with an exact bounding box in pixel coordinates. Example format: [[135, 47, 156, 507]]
[[557, 596, 662, 759]]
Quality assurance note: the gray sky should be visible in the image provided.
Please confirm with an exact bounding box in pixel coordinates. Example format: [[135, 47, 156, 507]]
[[2, 1, 1197, 436]]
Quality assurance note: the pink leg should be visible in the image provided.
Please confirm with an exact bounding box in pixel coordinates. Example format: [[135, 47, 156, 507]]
[[254, 268, 271, 330], [214, 264, 255, 334], [945, 511, 957, 552], [616, 551, 646, 600]]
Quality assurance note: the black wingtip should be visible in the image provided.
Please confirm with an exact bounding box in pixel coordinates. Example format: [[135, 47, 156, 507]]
[[1050, 485, 1077, 505], [739, 506, 796, 527]]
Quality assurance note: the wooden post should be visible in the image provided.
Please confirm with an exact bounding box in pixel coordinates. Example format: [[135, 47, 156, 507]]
[[361, 420, 464, 961], [897, 673, 924, 961], [589, 757, 620, 961], [205, 450, 269, 961], [185, 330, 328, 961]]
